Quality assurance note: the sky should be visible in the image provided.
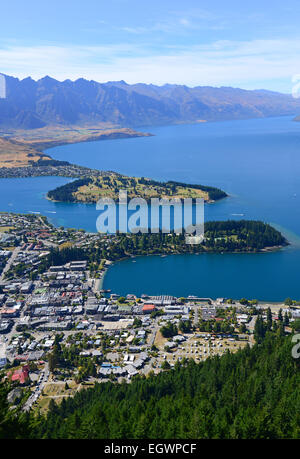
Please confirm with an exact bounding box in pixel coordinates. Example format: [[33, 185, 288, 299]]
[[1, 0, 300, 92]]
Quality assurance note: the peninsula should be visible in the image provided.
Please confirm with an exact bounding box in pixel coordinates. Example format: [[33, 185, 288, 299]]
[[100, 221, 288, 259], [0, 125, 151, 169], [47, 175, 228, 203]]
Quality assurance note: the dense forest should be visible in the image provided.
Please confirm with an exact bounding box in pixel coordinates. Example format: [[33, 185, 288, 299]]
[[47, 177, 92, 202], [31, 246, 89, 277], [33, 221, 286, 275], [46, 247, 89, 266], [204, 220, 287, 250], [0, 331, 299, 439], [98, 221, 287, 261]]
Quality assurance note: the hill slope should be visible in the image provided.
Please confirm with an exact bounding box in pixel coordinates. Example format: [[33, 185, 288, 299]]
[[0, 333, 295, 439], [0, 332, 298, 439], [1, 74, 300, 129], [47, 175, 227, 203]]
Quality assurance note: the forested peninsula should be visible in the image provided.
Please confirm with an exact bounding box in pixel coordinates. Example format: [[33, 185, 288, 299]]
[[94, 221, 288, 260]]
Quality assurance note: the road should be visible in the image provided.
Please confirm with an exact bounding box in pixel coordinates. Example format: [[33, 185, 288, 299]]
[[0, 246, 21, 283], [23, 363, 49, 412], [248, 316, 257, 332], [193, 305, 200, 326], [148, 319, 159, 347]]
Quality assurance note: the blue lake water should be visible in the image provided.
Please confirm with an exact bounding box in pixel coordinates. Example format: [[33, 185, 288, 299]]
[[1, 115, 300, 300]]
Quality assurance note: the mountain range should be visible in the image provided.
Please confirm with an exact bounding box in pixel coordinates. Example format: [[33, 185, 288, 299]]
[[1, 73, 300, 129]]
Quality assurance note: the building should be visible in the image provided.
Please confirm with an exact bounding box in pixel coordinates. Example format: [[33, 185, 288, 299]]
[[69, 260, 87, 271], [142, 304, 156, 314], [0, 344, 7, 367], [164, 305, 186, 315], [0, 308, 18, 318], [9, 365, 29, 385], [20, 282, 33, 294]]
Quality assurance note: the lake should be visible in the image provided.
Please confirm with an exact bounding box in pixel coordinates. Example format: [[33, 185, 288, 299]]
[[1, 115, 300, 300]]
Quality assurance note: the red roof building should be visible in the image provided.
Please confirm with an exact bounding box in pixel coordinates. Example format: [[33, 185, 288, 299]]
[[9, 365, 29, 385], [142, 304, 156, 314]]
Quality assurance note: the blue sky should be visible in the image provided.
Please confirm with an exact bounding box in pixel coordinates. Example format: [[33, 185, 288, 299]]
[[1, 0, 300, 92]]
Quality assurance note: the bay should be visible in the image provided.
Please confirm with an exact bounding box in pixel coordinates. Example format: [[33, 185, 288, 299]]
[[1, 115, 300, 299]]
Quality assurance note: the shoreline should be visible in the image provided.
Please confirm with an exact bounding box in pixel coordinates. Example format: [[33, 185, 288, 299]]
[[41, 129, 153, 153], [100, 242, 289, 289], [45, 175, 227, 205], [105, 243, 289, 264], [101, 249, 297, 303], [0, 127, 153, 170], [46, 195, 220, 205]]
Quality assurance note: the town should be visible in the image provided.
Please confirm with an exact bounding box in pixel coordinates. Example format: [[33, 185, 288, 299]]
[[0, 212, 299, 414]]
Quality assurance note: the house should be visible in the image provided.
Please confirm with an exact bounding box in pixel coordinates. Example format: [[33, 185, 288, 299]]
[[43, 339, 55, 349], [1, 308, 18, 318], [142, 304, 156, 314], [164, 341, 177, 349], [91, 350, 102, 358], [7, 387, 23, 405], [9, 365, 29, 385], [124, 364, 138, 377], [128, 346, 141, 353], [28, 350, 45, 361], [137, 330, 146, 339], [20, 282, 33, 294], [173, 335, 186, 342]]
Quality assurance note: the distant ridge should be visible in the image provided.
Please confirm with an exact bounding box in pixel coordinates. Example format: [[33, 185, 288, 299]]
[[1, 73, 300, 129]]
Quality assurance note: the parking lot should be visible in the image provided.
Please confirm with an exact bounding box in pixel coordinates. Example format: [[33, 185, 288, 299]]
[[153, 332, 249, 368]]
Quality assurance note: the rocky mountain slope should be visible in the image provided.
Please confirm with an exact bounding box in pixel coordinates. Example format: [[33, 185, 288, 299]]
[[1, 74, 300, 129]]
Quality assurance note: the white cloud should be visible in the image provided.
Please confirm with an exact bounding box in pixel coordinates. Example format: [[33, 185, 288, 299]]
[[179, 18, 191, 27], [0, 38, 300, 91]]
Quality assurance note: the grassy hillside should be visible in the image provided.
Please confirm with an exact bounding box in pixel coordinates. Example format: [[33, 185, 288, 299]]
[[0, 126, 150, 168], [47, 175, 227, 203]]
